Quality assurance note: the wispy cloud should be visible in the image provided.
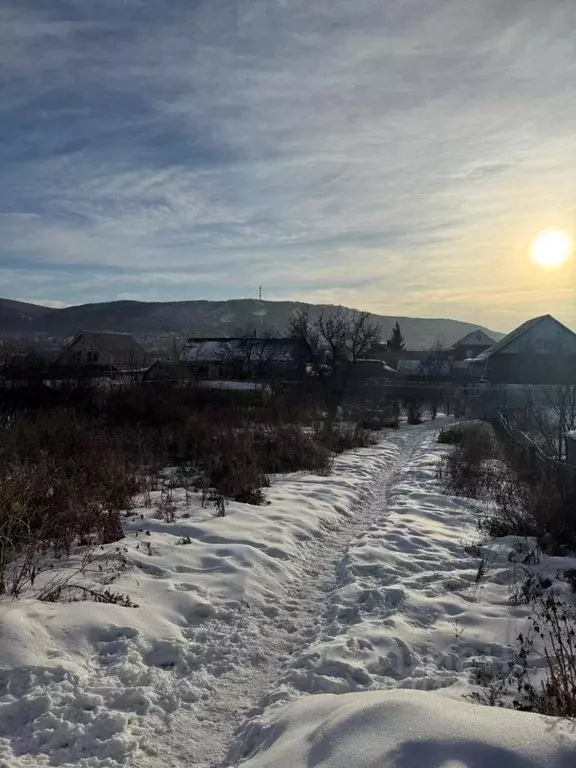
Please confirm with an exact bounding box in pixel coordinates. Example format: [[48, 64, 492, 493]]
[[1, 0, 575, 330]]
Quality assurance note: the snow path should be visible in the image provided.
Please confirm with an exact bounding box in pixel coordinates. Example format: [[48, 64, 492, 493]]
[[133, 422, 441, 768], [224, 431, 566, 766]]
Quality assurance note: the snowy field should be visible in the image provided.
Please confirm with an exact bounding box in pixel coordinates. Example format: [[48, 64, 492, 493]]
[[0, 422, 574, 767]]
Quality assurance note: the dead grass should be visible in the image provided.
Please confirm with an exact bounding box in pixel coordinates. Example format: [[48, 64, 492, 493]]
[[470, 593, 576, 719], [0, 383, 380, 595], [436, 422, 499, 499], [437, 421, 576, 552], [0, 410, 139, 597]]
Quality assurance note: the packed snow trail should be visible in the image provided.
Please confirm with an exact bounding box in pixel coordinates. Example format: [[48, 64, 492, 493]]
[[225, 431, 576, 768], [134, 423, 441, 768]]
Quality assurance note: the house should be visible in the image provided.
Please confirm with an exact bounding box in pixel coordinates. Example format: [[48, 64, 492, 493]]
[[51, 331, 148, 374], [450, 330, 495, 362], [471, 314, 576, 385], [180, 336, 307, 380]]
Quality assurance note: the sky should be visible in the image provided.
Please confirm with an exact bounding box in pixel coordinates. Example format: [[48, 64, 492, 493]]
[[1, 0, 575, 332]]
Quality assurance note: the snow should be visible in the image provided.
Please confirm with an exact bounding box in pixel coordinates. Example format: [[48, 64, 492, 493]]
[[182, 340, 227, 362], [1, 423, 575, 767], [225, 432, 576, 765], [226, 434, 532, 711], [0, 424, 431, 767], [228, 688, 574, 768]]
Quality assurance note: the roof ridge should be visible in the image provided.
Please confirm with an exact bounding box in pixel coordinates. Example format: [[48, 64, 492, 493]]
[[81, 330, 134, 336], [475, 314, 576, 360]]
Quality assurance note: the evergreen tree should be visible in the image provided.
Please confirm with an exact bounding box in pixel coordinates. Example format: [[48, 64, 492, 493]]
[[386, 322, 406, 351]]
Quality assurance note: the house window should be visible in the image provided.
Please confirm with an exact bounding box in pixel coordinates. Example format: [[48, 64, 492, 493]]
[[535, 339, 553, 351], [87, 351, 100, 363]]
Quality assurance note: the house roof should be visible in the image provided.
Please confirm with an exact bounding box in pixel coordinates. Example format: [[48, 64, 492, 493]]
[[452, 330, 495, 348], [57, 331, 148, 368], [474, 314, 576, 361]]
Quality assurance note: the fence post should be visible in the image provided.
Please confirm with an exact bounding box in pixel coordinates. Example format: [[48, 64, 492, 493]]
[[567, 433, 576, 467]]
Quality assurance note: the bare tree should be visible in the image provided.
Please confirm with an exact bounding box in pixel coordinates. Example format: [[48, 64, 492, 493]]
[[419, 339, 449, 378], [218, 325, 283, 381], [289, 307, 381, 420], [418, 339, 452, 419], [514, 385, 576, 460]]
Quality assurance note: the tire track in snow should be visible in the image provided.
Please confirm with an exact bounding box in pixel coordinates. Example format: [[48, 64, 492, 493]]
[[131, 423, 439, 768]]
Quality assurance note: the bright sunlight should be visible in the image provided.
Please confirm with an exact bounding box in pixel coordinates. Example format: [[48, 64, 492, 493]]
[[530, 229, 573, 270]]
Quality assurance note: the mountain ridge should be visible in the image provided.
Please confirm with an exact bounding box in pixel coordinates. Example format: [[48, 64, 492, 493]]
[[0, 297, 503, 350]]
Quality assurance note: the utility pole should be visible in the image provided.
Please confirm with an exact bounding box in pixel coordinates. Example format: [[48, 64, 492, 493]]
[[259, 285, 263, 301]]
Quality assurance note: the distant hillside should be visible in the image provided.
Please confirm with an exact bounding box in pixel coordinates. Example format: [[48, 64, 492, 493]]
[[0, 298, 56, 330], [0, 298, 502, 350]]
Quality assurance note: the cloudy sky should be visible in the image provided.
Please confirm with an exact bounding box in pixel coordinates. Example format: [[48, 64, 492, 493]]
[[1, 0, 575, 331]]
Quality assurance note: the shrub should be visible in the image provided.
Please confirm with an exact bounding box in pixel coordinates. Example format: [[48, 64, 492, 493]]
[[437, 423, 499, 499], [0, 382, 386, 598], [358, 413, 400, 430], [438, 422, 492, 446], [0, 409, 139, 597], [316, 423, 375, 453], [405, 401, 423, 424], [479, 455, 576, 552], [471, 594, 576, 719], [513, 594, 576, 717], [255, 425, 332, 476], [438, 424, 467, 444]]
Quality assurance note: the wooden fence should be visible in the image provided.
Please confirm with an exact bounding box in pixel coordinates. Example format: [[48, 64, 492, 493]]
[[491, 413, 576, 507]]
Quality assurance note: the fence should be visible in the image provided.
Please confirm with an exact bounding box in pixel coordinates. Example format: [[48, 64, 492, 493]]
[[491, 413, 576, 508], [567, 433, 576, 467]]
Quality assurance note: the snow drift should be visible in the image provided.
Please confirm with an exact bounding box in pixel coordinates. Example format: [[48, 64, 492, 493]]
[[229, 688, 575, 768]]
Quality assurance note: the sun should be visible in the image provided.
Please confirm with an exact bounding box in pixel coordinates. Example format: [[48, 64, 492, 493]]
[[530, 229, 573, 270]]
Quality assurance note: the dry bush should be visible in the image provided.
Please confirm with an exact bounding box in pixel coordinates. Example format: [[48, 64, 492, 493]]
[[0, 409, 140, 596], [0, 381, 386, 600], [437, 422, 575, 550], [438, 423, 479, 445], [357, 412, 400, 430], [254, 425, 332, 476], [162, 410, 367, 503], [406, 404, 423, 425], [515, 594, 576, 717], [480, 450, 576, 552], [482, 474, 566, 545], [316, 423, 376, 453], [207, 428, 269, 505], [471, 594, 576, 719], [437, 423, 499, 499]]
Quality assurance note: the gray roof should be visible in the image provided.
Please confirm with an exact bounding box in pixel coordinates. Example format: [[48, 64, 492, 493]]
[[67, 331, 148, 367], [474, 314, 575, 361], [452, 329, 495, 348]]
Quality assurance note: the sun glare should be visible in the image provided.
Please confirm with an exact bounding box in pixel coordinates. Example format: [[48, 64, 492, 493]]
[[530, 229, 573, 270]]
